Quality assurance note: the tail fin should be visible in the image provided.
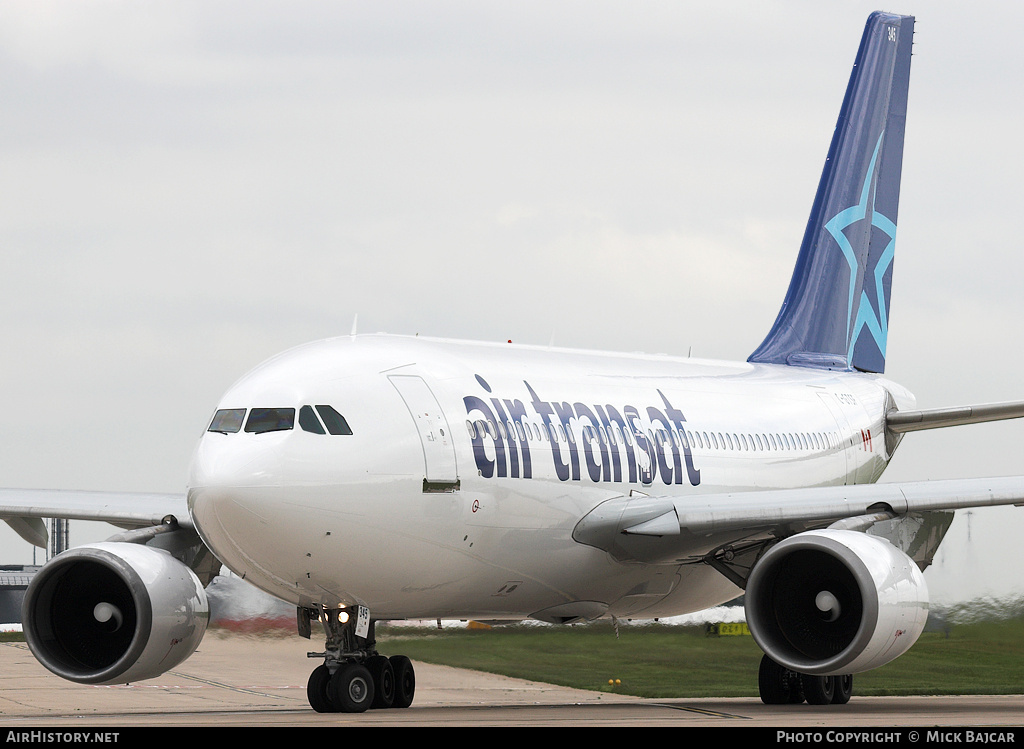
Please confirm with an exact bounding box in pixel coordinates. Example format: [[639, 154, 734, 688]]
[[748, 12, 914, 374]]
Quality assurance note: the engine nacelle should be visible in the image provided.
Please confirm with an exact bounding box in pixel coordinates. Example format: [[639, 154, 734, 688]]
[[23, 542, 209, 684], [745, 529, 928, 676]]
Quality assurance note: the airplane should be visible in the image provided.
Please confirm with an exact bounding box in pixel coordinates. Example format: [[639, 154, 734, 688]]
[[2, 10, 1023, 713]]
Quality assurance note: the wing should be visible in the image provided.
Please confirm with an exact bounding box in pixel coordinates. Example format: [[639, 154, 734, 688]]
[[573, 475, 1024, 577], [0, 488, 190, 547]]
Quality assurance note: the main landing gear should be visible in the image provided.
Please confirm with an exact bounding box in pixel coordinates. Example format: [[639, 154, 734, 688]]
[[758, 654, 853, 706], [302, 606, 416, 713]]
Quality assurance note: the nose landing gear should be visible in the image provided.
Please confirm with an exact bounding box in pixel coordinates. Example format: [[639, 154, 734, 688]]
[[302, 606, 417, 713]]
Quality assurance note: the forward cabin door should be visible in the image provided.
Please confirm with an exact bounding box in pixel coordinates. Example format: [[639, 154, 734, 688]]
[[388, 374, 460, 492]]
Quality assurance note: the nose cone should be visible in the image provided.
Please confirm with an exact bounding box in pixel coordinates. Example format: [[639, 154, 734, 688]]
[[187, 426, 294, 575]]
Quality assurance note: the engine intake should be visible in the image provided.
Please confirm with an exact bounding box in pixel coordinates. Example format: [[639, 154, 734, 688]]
[[23, 542, 209, 685], [745, 529, 928, 675]]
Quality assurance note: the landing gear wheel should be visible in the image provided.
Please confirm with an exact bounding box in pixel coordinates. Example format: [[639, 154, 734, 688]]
[[802, 674, 836, 705], [367, 655, 396, 709], [788, 675, 806, 704], [832, 674, 853, 704], [330, 663, 375, 713], [390, 655, 416, 709], [758, 654, 800, 704], [307, 664, 335, 713]]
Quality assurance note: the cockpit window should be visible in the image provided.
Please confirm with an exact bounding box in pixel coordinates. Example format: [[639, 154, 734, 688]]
[[244, 407, 296, 434], [208, 408, 246, 434], [316, 405, 353, 435], [299, 405, 326, 434]]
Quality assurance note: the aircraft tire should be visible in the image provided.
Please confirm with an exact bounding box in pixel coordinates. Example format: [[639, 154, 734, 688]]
[[330, 663, 375, 713], [758, 654, 796, 704], [788, 675, 806, 704], [307, 665, 335, 713], [367, 655, 396, 709], [802, 674, 836, 705], [832, 674, 853, 704], [390, 655, 416, 709]]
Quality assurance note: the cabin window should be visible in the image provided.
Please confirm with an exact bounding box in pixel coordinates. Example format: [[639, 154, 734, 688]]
[[245, 408, 295, 434], [209, 408, 246, 434]]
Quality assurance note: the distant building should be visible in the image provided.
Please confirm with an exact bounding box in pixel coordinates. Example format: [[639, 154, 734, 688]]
[[0, 566, 39, 625]]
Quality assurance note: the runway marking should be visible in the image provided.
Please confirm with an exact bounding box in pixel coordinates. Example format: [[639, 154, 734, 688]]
[[651, 703, 751, 720], [151, 671, 307, 701]]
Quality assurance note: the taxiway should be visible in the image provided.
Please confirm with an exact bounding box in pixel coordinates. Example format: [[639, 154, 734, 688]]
[[0, 634, 1021, 727]]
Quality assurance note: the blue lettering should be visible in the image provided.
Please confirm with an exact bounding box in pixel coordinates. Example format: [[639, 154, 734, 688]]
[[574, 403, 608, 483], [466, 378, 701, 488], [463, 395, 498, 478]]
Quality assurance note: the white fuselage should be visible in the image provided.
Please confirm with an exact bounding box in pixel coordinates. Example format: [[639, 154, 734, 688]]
[[187, 334, 914, 622]]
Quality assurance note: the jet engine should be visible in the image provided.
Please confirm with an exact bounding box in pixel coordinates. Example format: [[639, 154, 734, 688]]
[[23, 542, 209, 685], [745, 529, 928, 676]]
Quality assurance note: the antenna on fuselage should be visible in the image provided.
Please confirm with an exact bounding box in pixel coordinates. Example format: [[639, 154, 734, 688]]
[[351, 314, 358, 336]]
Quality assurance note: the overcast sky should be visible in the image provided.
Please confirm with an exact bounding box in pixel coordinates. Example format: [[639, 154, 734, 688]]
[[1, 1, 1022, 606]]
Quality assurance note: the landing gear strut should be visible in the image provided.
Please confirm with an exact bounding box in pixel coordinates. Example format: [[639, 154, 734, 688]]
[[302, 606, 416, 713], [758, 654, 853, 706]]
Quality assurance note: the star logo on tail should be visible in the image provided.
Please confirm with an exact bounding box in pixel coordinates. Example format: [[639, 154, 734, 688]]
[[824, 132, 896, 369]]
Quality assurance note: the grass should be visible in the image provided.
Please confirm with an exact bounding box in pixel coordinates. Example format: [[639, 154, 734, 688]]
[[377, 617, 1024, 698]]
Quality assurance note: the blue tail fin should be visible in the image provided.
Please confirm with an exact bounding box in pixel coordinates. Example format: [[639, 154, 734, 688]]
[[748, 12, 914, 374]]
